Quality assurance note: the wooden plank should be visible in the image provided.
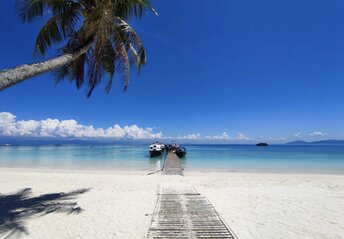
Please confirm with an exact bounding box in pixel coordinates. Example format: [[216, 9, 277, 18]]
[[162, 153, 183, 175], [146, 190, 237, 239]]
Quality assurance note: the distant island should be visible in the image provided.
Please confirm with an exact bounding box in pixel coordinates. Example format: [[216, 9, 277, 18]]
[[287, 140, 344, 145], [256, 142, 269, 146]]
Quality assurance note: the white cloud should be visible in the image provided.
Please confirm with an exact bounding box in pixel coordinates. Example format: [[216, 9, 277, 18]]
[[294, 132, 302, 137], [309, 131, 326, 137], [0, 112, 244, 142], [0, 112, 162, 140], [176, 133, 203, 140], [236, 132, 252, 140], [0, 112, 16, 130], [176, 132, 248, 141], [205, 132, 230, 140], [123, 125, 163, 139], [175, 132, 230, 141]]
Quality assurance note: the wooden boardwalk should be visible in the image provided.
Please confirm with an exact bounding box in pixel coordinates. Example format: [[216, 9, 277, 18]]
[[147, 153, 237, 239], [146, 184, 237, 239], [162, 153, 183, 175]]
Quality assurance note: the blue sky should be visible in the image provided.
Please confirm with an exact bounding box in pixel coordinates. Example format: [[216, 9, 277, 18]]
[[1, 0, 344, 143]]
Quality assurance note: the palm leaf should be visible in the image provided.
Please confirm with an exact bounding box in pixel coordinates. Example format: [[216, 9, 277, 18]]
[[111, 0, 157, 20], [102, 40, 116, 93], [86, 41, 103, 97], [17, 0, 82, 22], [35, 16, 63, 55], [35, 12, 80, 55], [115, 18, 146, 71], [116, 43, 130, 91]]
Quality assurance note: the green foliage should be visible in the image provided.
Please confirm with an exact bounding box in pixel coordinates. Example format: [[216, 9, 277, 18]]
[[16, 0, 157, 96]]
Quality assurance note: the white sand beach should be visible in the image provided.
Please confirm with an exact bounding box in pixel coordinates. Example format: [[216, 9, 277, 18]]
[[0, 168, 343, 239]]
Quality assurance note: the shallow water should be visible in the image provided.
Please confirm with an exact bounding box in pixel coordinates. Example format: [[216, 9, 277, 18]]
[[184, 145, 344, 173], [0, 144, 344, 173]]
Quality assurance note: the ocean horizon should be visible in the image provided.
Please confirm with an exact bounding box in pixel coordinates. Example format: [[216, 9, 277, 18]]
[[1, 144, 344, 174]]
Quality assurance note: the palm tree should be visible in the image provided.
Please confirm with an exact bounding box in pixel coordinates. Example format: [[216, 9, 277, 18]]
[[0, 0, 157, 96]]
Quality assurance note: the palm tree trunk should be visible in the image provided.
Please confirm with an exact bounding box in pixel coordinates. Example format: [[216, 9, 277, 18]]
[[0, 43, 91, 91]]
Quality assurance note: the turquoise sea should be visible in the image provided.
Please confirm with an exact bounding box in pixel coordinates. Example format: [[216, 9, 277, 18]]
[[0, 145, 344, 174]]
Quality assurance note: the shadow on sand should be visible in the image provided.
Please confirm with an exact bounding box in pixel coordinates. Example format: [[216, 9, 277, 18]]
[[0, 188, 90, 238]]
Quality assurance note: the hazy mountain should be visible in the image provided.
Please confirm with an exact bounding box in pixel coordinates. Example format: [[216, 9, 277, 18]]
[[287, 140, 344, 145], [0, 136, 150, 146], [286, 140, 308, 145]]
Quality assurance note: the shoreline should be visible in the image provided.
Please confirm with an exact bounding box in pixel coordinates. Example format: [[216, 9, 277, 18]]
[[1, 165, 343, 176]]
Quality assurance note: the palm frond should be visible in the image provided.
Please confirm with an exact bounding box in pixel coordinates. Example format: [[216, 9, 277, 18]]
[[18, 0, 82, 55], [17, 0, 47, 22], [55, 62, 73, 81], [102, 40, 116, 93], [17, 0, 82, 22], [115, 18, 146, 71], [35, 16, 63, 56], [116, 43, 130, 91], [35, 11, 80, 56], [86, 41, 103, 97], [55, 28, 91, 88], [35, 12, 79, 56], [73, 53, 87, 88], [111, 0, 157, 20], [54, 53, 86, 88]]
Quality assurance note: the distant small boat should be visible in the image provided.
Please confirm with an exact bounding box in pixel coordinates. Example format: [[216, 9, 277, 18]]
[[149, 142, 165, 157], [256, 142, 268, 146]]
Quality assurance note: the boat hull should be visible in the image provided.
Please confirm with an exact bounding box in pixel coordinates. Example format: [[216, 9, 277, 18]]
[[149, 150, 163, 157], [175, 147, 187, 158]]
